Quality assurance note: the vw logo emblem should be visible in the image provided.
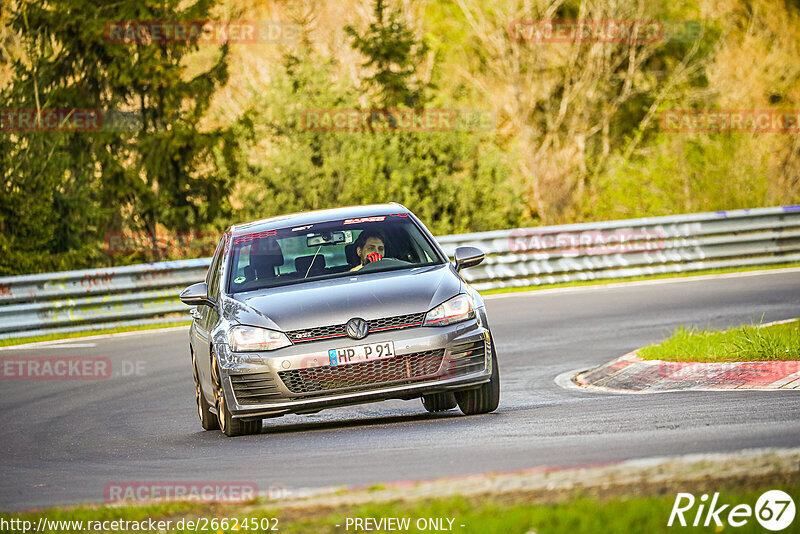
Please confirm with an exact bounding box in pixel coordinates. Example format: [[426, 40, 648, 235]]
[[345, 318, 369, 340]]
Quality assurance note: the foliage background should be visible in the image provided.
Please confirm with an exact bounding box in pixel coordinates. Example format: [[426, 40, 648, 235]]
[[1, 0, 799, 275]]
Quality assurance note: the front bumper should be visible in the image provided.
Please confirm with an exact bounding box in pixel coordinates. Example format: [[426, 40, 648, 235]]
[[215, 318, 492, 419]]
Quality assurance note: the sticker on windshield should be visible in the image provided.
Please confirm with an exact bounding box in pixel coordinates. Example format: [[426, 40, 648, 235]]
[[343, 216, 385, 225], [234, 276, 246, 284], [233, 229, 277, 245]]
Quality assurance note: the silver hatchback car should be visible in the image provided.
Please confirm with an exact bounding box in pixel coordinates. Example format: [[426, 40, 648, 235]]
[[180, 204, 499, 436]]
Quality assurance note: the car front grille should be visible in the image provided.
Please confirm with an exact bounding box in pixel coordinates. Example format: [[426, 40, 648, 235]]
[[278, 349, 445, 394], [230, 372, 282, 405], [443, 339, 487, 377], [367, 312, 426, 332], [286, 312, 426, 343], [286, 323, 346, 342]]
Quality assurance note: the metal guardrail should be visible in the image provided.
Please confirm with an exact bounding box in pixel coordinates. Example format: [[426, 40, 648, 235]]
[[1, 206, 798, 340], [0, 259, 210, 340]]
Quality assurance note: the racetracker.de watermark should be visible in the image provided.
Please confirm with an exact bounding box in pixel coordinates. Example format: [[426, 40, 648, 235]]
[[660, 109, 800, 133], [0, 109, 142, 132], [507, 227, 667, 255], [0, 357, 147, 380], [104, 231, 219, 257], [1, 357, 111, 380], [508, 19, 703, 43], [300, 109, 493, 132], [104, 481, 257, 503], [103, 20, 299, 45]]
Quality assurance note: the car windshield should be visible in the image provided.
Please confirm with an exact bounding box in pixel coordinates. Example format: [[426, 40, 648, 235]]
[[227, 215, 444, 293]]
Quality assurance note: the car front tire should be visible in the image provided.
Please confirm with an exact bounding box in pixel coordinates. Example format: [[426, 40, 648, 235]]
[[215, 389, 262, 437], [421, 392, 458, 412], [455, 341, 500, 415], [211, 351, 262, 437], [192, 349, 219, 431]]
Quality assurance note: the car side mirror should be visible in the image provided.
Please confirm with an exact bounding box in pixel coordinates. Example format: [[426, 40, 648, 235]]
[[179, 282, 216, 308], [454, 246, 485, 272]]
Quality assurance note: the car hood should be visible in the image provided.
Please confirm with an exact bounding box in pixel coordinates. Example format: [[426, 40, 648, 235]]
[[225, 264, 462, 332]]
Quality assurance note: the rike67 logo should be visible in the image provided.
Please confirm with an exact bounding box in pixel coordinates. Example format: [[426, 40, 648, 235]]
[[669, 490, 796, 531]]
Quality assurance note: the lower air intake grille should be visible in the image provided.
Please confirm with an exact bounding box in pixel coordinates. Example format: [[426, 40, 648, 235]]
[[230, 372, 282, 405], [444, 339, 487, 377], [278, 349, 445, 394]]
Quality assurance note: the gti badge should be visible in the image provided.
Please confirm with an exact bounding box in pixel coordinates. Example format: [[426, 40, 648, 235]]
[[345, 318, 369, 340]]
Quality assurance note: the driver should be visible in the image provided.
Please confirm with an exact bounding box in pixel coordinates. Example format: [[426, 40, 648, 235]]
[[350, 230, 386, 271]]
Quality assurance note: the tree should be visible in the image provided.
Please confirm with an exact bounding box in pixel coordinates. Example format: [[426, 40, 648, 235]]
[[233, 2, 524, 234], [345, 0, 429, 108], [0, 0, 237, 275], [453, 0, 716, 223]]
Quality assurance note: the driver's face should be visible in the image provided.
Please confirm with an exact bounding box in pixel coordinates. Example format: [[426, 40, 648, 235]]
[[358, 237, 385, 264]]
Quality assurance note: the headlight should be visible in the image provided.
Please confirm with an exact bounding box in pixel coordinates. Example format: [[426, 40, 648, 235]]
[[228, 326, 292, 352], [424, 294, 475, 326]]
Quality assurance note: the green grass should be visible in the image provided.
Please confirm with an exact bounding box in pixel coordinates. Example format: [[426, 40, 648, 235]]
[[0, 321, 190, 347], [280, 487, 800, 534], [638, 319, 800, 362], [480, 261, 800, 296], [2, 480, 797, 533]]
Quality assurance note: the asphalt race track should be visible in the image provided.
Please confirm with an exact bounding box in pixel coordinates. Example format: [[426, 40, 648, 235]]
[[1, 269, 799, 511]]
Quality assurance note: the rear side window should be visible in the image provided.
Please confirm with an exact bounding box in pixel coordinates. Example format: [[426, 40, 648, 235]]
[[207, 236, 226, 299]]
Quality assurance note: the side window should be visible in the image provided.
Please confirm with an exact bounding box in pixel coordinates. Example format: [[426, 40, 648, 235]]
[[234, 244, 251, 279], [207, 236, 226, 299]]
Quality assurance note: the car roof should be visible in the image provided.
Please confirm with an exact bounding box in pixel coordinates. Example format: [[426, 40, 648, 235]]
[[228, 203, 411, 238]]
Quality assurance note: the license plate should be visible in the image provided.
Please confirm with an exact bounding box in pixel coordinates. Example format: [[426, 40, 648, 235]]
[[328, 341, 395, 366]]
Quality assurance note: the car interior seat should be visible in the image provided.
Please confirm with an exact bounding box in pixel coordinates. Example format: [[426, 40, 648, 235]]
[[344, 243, 359, 267], [294, 254, 326, 277], [243, 238, 284, 280]]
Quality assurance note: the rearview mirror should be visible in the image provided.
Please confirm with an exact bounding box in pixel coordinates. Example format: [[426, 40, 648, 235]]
[[179, 282, 216, 308], [307, 231, 353, 247], [454, 246, 485, 271]]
